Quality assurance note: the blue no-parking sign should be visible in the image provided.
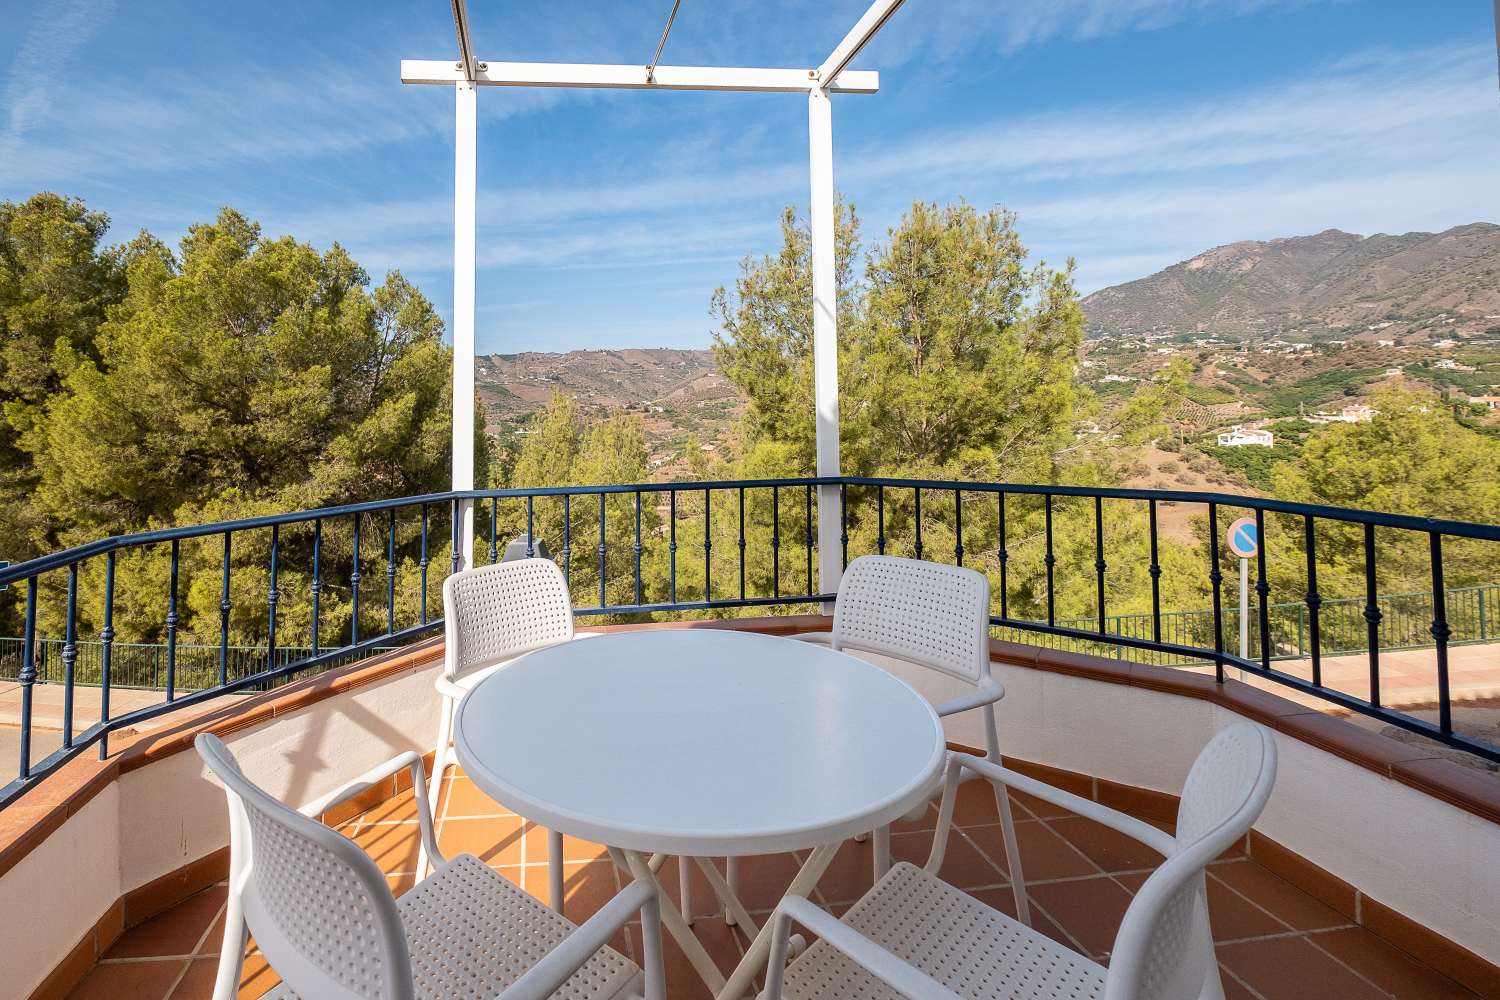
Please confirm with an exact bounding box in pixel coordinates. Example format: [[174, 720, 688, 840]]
[[1227, 517, 1258, 559]]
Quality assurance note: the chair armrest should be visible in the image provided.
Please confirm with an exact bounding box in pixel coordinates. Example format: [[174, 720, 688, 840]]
[[298, 751, 444, 868], [299, 750, 424, 818], [932, 679, 1004, 718], [764, 896, 962, 1000], [953, 753, 1176, 856], [788, 631, 833, 645], [499, 879, 658, 1000], [435, 675, 468, 700]]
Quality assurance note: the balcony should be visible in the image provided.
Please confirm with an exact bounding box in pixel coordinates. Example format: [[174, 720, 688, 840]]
[[0, 477, 1496, 999]]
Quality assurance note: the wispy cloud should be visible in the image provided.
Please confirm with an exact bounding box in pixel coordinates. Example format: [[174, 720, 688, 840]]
[[0, 0, 115, 160], [864, 0, 1320, 63]]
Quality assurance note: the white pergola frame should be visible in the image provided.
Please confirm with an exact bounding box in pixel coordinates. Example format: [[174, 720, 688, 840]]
[[402, 0, 905, 600]]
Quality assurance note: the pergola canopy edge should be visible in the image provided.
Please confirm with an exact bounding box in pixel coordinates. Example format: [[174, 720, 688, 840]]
[[414, 0, 908, 594], [401, 60, 879, 94]]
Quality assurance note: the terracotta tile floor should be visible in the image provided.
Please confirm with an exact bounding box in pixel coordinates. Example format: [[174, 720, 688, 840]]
[[69, 770, 1481, 1000]]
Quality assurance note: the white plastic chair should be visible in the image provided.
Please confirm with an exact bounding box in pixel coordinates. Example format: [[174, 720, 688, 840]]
[[196, 732, 665, 1000], [794, 554, 1030, 921], [762, 721, 1278, 1000], [424, 557, 578, 901]]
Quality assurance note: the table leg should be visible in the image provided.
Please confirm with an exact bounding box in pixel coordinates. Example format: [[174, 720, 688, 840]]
[[680, 855, 695, 924], [717, 842, 840, 1000], [725, 857, 740, 926], [613, 848, 728, 996], [693, 857, 758, 937]]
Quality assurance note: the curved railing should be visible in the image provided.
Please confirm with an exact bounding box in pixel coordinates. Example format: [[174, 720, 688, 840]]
[[3, 476, 1498, 806]]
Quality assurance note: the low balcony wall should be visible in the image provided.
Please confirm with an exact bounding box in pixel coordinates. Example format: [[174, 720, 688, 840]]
[[2, 618, 1498, 998]]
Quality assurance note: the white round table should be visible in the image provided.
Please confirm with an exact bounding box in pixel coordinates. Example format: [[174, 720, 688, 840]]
[[453, 628, 945, 998]]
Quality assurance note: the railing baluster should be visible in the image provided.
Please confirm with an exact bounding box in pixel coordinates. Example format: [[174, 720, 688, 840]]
[[876, 485, 885, 555], [449, 499, 460, 577], [913, 487, 923, 560], [1094, 496, 1107, 636], [18, 576, 37, 778], [527, 495, 535, 557], [1148, 499, 1161, 645], [100, 551, 116, 759], [351, 513, 362, 644], [771, 486, 779, 599], [563, 494, 572, 587], [311, 519, 322, 653], [804, 484, 813, 596], [704, 488, 713, 602], [219, 532, 232, 686], [598, 493, 607, 608], [1302, 514, 1321, 686], [419, 504, 429, 624], [738, 486, 746, 600], [1043, 494, 1056, 627], [268, 524, 280, 669], [489, 497, 499, 564], [953, 489, 963, 566], [387, 509, 397, 636], [1429, 532, 1452, 734], [1256, 509, 1271, 671], [997, 492, 1008, 620], [62, 563, 78, 746], [1208, 503, 1225, 682], [1363, 523, 1382, 707], [164, 541, 179, 702], [667, 490, 675, 603], [840, 483, 849, 569], [635, 491, 644, 607]]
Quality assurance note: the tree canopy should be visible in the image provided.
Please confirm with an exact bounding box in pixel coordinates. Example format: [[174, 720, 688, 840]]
[[0, 195, 475, 645]]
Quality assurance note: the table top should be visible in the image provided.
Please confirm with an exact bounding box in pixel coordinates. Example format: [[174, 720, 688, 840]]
[[453, 628, 945, 855]]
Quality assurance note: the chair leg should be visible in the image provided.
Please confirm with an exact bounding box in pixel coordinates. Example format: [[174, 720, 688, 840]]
[[983, 703, 1031, 926], [724, 856, 739, 926], [995, 784, 1031, 926], [211, 888, 248, 1000], [640, 889, 667, 1000], [872, 825, 892, 882], [679, 856, 694, 925], [418, 696, 452, 878], [549, 828, 565, 915]]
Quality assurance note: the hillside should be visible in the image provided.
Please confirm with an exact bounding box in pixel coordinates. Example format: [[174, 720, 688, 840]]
[[476, 348, 741, 460], [1082, 223, 1500, 339]]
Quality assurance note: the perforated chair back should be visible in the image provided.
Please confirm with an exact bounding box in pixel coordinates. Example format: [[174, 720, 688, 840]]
[[196, 733, 414, 1000], [830, 556, 991, 684], [1104, 723, 1277, 1000], [443, 558, 575, 682]]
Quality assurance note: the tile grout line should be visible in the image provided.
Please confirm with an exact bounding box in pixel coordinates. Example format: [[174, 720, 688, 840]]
[[1218, 961, 1273, 1000], [1298, 928, 1430, 999], [1204, 866, 1300, 935]]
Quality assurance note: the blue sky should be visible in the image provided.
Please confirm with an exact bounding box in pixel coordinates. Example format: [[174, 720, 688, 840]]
[[3, 0, 1498, 353]]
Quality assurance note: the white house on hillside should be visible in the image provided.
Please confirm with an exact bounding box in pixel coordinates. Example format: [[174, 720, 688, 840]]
[[1217, 425, 1274, 447]]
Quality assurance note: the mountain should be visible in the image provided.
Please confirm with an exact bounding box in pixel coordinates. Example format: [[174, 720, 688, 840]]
[[1082, 223, 1500, 338], [475, 348, 740, 457]]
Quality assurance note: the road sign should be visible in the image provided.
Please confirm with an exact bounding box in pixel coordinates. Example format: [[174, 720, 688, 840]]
[[1227, 517, 1258, 559]]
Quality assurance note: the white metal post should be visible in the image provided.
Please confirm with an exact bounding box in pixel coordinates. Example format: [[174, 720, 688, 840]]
[[1239, 556, 1249, 680], [807, 87, 843, 606], [452, 81, 477, 571]]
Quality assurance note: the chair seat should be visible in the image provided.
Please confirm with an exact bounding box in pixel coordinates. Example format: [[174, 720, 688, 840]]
[[265, 854, 641, 1000], [779, 863, 1106, 1000]]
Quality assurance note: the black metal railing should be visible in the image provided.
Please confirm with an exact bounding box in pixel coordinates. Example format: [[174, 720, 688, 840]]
[[3, 476, 1498, 808]]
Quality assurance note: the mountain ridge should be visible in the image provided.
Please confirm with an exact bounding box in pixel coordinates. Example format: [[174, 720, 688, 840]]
[[1081, 223, 1500, 338]]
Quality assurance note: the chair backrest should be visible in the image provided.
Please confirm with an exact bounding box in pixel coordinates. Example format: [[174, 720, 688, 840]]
[[443, 557, 575, 681], [1104, 722, 1277, 1000], [196, 733, 414, 1000], [831, 555, 991, 684]]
